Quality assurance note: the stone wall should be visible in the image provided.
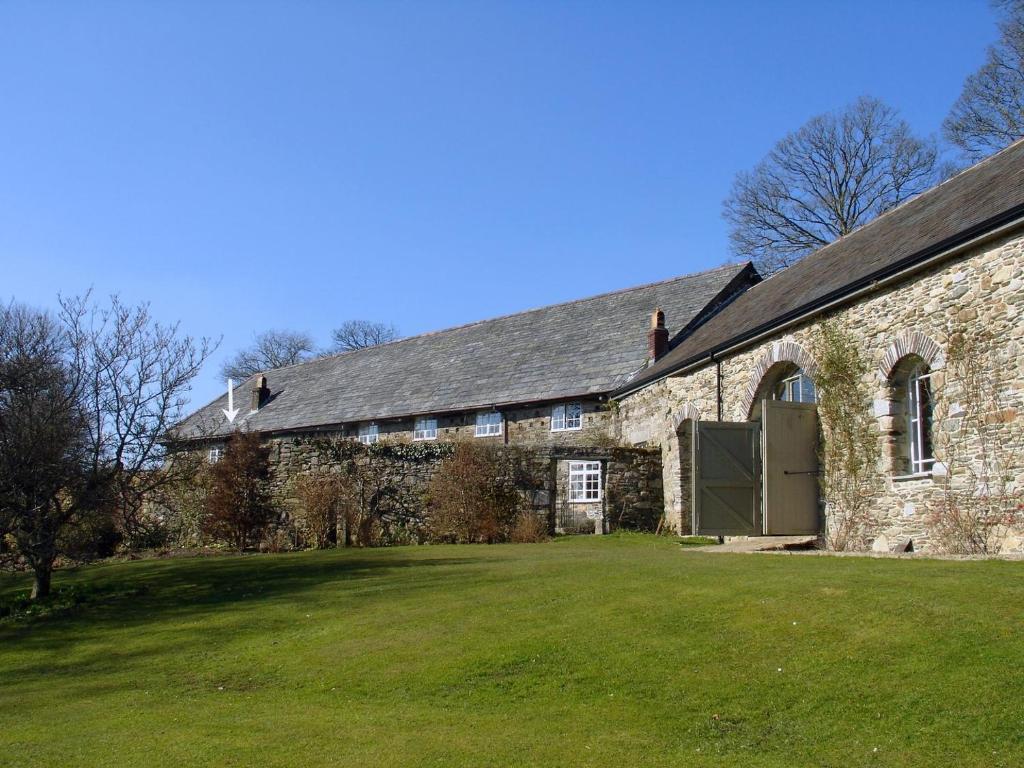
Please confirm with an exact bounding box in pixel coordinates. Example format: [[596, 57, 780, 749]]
[[288, 398, 616, 448], [617, 229, 1024, 551], [258, 434, 662, 541]]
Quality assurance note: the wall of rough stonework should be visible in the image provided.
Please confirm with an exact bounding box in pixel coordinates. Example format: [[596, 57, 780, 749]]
[[617, 229, 1024, 552], [256, 434, 661, 541], [550, 447, 664, 534], [283, 399, 616, 448]]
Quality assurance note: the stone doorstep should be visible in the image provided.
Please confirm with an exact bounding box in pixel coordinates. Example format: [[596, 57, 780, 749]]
[[693, 535, 820, 553]]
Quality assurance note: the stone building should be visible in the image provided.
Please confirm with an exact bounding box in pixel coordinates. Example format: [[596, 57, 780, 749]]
[[614, 139, 1024, 551], [176, 264, 755, 533], [176, 139, 1024, 550]]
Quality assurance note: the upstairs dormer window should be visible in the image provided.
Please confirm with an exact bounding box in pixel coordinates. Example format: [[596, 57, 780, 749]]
[[551, 402, 583, 432], [414, 417, 438, 441], [475, 411, 502, 437], [358, 423, 379, 445]]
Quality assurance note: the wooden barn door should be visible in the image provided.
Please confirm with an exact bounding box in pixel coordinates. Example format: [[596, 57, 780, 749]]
[[761, 399, 820, 535], [692, 421, 761, 536]]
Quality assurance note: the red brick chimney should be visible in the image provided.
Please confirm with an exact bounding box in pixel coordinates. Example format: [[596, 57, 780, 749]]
[[251, 375, 270, 411], [648, 309, 668, 361]]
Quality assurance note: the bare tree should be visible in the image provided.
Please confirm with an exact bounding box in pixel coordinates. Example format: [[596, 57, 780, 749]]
[[0, 295, 214, 599], [220, 329, 315, 380], [724, 96, 937, 274], [0, 304, 90, 598], [329, 320, 398, 352], [61, 295, 216, 546], [944, 2, 1024, 162]]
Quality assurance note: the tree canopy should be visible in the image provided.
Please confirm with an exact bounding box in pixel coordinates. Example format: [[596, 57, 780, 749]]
[[944, 2, 1024, 162], [723, 96, 937, 275]]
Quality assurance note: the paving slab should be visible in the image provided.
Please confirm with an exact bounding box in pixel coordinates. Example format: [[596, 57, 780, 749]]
[[693, 535, 819, 553]]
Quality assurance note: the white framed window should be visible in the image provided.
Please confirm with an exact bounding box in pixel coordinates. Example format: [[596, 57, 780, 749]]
[[358, 423, 379, 445], [475, 411, 502, 437], [907, 364, 935, 475], [551, 402, 583, 432], [777, 370, 816, 403], [569, 461, 602, 502], [208, 447, 223, 464], [414, 417, 438, 441]]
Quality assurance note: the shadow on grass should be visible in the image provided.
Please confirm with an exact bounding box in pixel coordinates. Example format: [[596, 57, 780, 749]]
[[0, 549, 487, 659], [0, 549, 507, 714]]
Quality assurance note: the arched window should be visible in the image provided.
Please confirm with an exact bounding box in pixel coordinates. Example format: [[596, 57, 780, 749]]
[[906, 363, 934, 475], [775, 368, 817, 404], [749, 362, 817, 419]]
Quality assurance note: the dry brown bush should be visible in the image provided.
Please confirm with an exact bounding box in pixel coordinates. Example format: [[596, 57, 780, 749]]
[[510, 511, 549, 543], [424, 443, 522, 543], [202, 431, 275, 551], [291, 471, 343, 549]]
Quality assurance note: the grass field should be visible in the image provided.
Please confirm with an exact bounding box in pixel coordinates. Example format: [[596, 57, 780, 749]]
[[2, 534, 1023, 767]]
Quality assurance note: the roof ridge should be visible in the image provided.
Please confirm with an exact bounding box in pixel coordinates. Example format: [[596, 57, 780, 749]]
[[254, 262, 749, 376]]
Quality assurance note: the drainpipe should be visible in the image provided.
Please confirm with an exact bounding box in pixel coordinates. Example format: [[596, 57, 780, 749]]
[[711, 353, 723, 421]]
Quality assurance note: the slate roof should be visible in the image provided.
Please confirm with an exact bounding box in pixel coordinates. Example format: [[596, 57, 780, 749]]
[[617, 138, 1024, 396], [176, 263, 753, 439]]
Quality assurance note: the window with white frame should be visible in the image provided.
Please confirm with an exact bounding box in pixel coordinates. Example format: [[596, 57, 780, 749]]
[[551, 402, 583, 432], [569, 461, 602, 502], [414, 417, 438, 441], [475, 411, 502, 437], [208, 447, 223, 464], [776, 369, 817, 403], [358, 423, 379, 445], [907, 364, 935, 475]]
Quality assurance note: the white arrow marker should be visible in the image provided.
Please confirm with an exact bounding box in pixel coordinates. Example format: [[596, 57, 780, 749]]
[[222, 378, 240, 423]]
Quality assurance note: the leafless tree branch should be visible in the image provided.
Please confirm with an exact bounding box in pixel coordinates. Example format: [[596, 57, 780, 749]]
[[724, 96, 937, 275]]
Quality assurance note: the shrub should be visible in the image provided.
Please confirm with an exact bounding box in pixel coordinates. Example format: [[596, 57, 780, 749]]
[[202, 431, 275, 551], [424, 443, 522, 543], [260, 527, 293, 553], [291, 471, 343, 549], [510, 511, 549, 543], [150, 452, 211, 549]]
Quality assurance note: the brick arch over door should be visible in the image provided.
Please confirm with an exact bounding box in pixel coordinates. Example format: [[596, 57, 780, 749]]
[[740, 341, 819, 418], [878, 330, 945, 380], [671, 403, 702, 431]]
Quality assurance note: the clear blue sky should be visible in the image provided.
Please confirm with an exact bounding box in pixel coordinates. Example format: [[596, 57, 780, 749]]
[[0, 0, 998, 407]]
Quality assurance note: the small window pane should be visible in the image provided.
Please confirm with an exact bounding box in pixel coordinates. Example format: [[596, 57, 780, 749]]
[[907, 366, 934, 474], [475, 411, 502, 437], [568, 460, 602, 502], [359, 424, 379, 445], [551, 404, 565, 431], [414, 418, 437, 441], [552, 402, 583, 431]]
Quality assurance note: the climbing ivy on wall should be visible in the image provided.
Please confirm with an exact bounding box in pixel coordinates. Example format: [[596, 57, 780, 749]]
[[929, 322, 1024, 553], [810, 320, 881, 551], [294, 436, 455, 464]]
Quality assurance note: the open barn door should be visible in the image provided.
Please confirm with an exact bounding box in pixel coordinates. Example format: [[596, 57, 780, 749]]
[[761, 399, 820, 535], [692, 421, 761, 536]]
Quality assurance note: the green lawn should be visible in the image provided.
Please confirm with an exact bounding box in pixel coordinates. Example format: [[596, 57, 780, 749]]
[[2, 535, 1023, 767]]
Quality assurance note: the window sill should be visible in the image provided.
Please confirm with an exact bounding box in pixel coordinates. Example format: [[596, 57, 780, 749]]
[[551, 426, 583, 433], [413, 437, 437, 442], [892, 471, 934, 482]]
